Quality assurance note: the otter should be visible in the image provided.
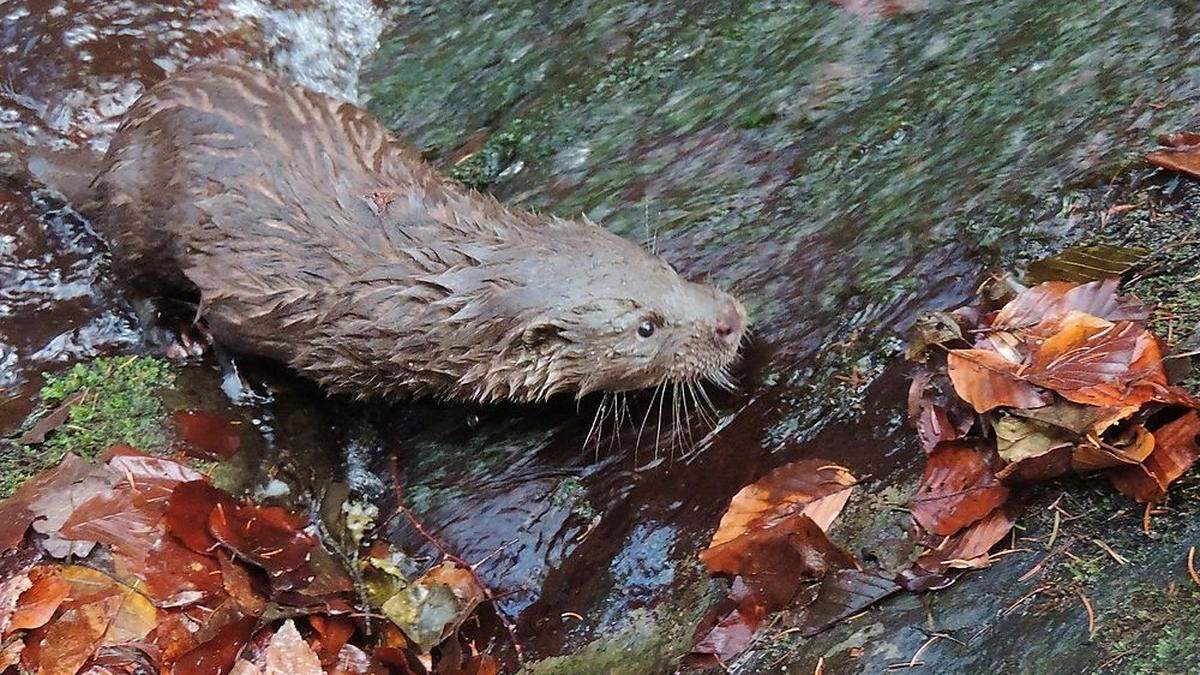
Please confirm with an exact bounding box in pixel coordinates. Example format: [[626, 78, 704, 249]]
[[62, 64, 747, 403]]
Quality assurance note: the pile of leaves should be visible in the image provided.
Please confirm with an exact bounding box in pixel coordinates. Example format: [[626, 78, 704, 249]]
[[0, 445, 498, 674], [689, 277, 1200, 666]]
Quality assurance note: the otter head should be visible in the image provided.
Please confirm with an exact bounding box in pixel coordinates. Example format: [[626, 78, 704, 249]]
[[502, 227, 747, 400]]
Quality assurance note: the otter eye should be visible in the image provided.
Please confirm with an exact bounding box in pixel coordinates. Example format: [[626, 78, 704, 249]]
[[637, 321, 656, 338]]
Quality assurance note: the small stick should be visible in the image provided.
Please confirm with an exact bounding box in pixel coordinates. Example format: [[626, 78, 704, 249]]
[[387, 456, 525, 665], [1093, 539, 1129, 565], [1076, 589, 1096, 639], [1188, 547, 1200, 589]]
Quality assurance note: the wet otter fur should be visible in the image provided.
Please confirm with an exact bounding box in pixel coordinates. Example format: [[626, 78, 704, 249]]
[[73, 64, 747, 403]]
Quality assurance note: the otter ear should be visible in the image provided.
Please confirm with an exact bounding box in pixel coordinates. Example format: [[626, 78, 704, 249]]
[[522, 321, 565, 350]]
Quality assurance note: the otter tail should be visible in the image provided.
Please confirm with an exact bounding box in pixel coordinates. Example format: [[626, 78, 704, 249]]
[[0, 131, 101, 207]]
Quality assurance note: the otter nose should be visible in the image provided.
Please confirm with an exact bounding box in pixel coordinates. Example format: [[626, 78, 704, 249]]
[[714, 299, 743, 343]]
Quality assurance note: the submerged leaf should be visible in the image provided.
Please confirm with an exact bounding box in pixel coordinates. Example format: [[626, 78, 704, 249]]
[[172, 410, 243, 459], [381, 561, 485, 652], [690, 578, 766, 666], [10, 566, 70, 631], [798, 569, 899, 636]]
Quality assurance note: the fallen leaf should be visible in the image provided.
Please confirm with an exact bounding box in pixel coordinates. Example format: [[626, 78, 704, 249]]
[[329, 644, 372, 675], [135, 537, 224, 606], [946, 349, 1050, 413], [708, 459, 856, 549], [1148, 131, 1200, 179], [689, 578, 766, 666], [909, 442, 1009, 536], [381, 562, 485, 652], [19, 391, 84, 445], [38, 592, 123, 675], [992, 279, 1149, 334], [700, 513, 857, 608], [0, 453, 102, 552], [220, 551, 268, 616], [258, 620, 324, 675], [993, 414, 1073, 465], [209, 501, 316, 587], [1110, 411, 1200, 503], [918, 501, 1021, 572], [1025, 245, 1148, 285], [0, 563, 33, 635], [58, 566, 158, 646], [9, 566, 69, 631], [1025, 317, 1165, 407], [1071, 424, 1155, 472], [907, 311, 965, 362], [797, 569, 899, 636], [309, 615, 355, 666], [1010, 399, 1133, 437], [916, 404, 959, 455], [172, 615, 258, 675], [172, 410, 243, 459], [166, 480, 231, 554]]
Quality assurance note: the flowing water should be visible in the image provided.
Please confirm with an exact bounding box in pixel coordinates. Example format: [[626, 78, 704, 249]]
[[2, 0, 1200, 672]]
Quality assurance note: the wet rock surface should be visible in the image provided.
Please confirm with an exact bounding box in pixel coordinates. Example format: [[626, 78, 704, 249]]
[[2, 0, 1200, 672]]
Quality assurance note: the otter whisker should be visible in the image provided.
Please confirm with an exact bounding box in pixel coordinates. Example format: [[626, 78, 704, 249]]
[[636, 379, 667, 454], [583, 392, 610, 458], [654, 378, 669, 462]]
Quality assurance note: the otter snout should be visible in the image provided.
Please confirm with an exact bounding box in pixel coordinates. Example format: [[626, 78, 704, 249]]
[[714, 297, 745, 346]]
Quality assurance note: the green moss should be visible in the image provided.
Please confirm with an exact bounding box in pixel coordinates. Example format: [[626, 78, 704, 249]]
[[1103, 583, 1200, 674], [2, 356, 173, 497], [447, 118, 549, 190]]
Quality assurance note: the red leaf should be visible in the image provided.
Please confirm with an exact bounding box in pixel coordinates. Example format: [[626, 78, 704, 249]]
[[690, 578, 766, 666], [172, 615, 258, 675], [1110, 411, 1200, 503], [1025, 318, 1165, 406], [309, 615, 356, 666], [992, 279, 1149, 334], [917, 500, 1022, 572], [136, 537, 224, 607], [10, 566, 70, 631], [909, 442, 1009, 536], [172, 410, 243, 459], [166, 480, 232, 554], [37, 592, 123, 675], [209, 500, 316, 586]]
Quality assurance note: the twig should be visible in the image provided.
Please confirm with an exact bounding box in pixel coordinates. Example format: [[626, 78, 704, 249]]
[[1188, 547, 1200, 589], [1093, 539, 1129, 565], [387, 456, 525, 665], [1076, 589, 1096, 639]]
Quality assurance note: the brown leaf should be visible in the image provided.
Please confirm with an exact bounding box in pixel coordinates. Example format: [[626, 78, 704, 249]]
[[992, 279, 1149, 334], [0, 453, 103, 552], [220, 551, 269, 616], [708, 459, 856, 549], [992, 414, 1073, 465], [172, 410, 243, 459], [58, 566, 158, 646], [381, 562, 485, 652], [1071, 424, 1155, 473], [946, 349, 1050, 413], [1110, 411, 1200, 503], [1148, 131, 1200, 178], [19, 391, 84, 445], [59, 487, 162, 564], [916, 403, 959, 455], [10, 566, 69, 631], [689, 578, 766, 666], [917, 501, 1021, 572], [1025, 317, 1165, 407], [909, 442, 1009, 536], [700, 513, 857, 608], [38, 592, 122, 675], [797, 569, 899, 636]]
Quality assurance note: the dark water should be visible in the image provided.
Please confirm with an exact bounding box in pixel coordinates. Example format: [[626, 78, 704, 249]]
[[3, 1, 1200, 672]]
